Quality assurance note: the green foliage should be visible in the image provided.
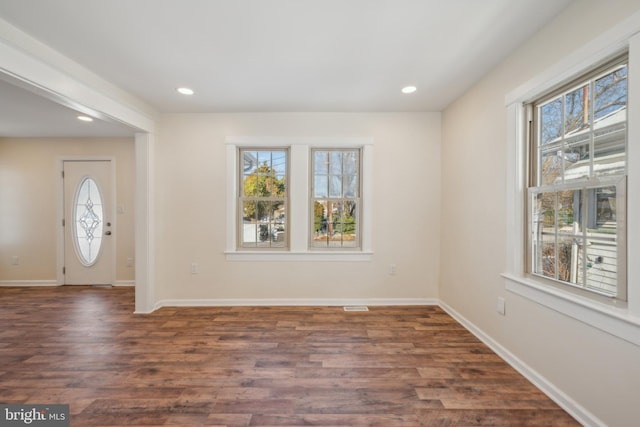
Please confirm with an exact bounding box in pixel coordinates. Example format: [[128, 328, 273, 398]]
[[314, 202, 325, 232], [244, 163, 285, 197], [243, 162, 285, 219], [336, 211, 356, 235]]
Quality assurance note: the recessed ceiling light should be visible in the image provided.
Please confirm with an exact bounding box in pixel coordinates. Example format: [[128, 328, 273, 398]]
[[402, 86, 417, 94], [177, 87, 194, 95], [77, 115, 94, 122]]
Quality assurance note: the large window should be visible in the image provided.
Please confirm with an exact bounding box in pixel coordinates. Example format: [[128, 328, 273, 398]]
[[311, 149, 361, 249], [239, 148, 288, 248], [226, 137, 373, 260], [527, 56, 627, 300]]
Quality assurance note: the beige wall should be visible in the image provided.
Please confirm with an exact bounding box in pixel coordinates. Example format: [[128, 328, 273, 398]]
[[440, 0, 640, 425], [0, 138, 135, 283], [154, 112, 441, 302]]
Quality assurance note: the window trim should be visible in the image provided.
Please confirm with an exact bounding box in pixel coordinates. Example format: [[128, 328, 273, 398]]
[[225, 136, 373, 261], [503, 23, 640, 346]]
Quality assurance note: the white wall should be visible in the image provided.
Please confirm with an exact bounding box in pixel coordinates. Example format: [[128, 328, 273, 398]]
[[440, 0, 640, 425], [0, 138, 136, 283], [154, 112, 441, 303]]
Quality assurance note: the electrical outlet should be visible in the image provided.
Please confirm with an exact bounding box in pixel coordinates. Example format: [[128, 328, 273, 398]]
[[191, 263, 199, 274], [126, 257, 134, 267], [497, 297, 506, 316], [11, 256, 19, 266]]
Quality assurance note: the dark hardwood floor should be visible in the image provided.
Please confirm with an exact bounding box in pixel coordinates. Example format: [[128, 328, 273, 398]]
[[0, 286, 579, 426]]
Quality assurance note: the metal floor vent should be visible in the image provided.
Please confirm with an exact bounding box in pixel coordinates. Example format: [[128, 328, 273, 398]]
[[343, 306, 369, 312]]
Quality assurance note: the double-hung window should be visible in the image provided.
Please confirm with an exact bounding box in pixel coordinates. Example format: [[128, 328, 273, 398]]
[[527, 56, 628, 300], [239, 148, 288, 249], [227, 137, 373, 259], [311, 149, 361, 249]]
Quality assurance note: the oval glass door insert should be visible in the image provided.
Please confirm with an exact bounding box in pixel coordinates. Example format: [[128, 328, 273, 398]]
[[73, 177, 104, 266]]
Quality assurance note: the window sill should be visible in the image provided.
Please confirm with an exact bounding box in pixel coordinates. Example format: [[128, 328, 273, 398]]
[[502, 272, 640, 346], [224, 251, 373, 262]]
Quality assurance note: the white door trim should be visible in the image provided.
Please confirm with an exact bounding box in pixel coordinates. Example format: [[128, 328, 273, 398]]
[[57, 157, 117, 285]]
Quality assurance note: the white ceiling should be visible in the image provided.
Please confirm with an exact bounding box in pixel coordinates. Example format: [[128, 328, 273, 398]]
[[0, 0, 572, 137]]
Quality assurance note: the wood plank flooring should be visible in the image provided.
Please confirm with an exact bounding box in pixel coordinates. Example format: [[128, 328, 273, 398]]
[[0, 286, 579, 426]]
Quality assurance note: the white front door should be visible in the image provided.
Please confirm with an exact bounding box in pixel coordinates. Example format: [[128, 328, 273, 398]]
[[63, 160, 114, 285]]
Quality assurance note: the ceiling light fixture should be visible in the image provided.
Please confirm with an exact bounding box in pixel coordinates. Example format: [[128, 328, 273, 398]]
[[402, 86, 417, 94], [177, 87, 194, 95], [77, 115, 94, 122]]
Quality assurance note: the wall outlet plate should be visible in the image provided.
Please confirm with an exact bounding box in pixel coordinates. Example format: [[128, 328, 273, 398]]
[[497, 296, 506, 315]]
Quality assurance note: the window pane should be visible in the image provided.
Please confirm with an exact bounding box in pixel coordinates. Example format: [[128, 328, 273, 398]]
[[533, 191, 556, 230], [564, 84, 589, 134], [533, 236, 556, 280], [531, 191, 556, 279], [272, 151, 287, 175], [312, 200, 329, 247], [556, 236, 576, 283], [329, 175, 342, 197], [338, 200, 358, 247], [243, 151, 258, 175], [257, 201, 274, 224], [330, 152, 342, 174], [593, 123, 626, 177], [588, 186, 617, 232], [539, 146, 562, 185], [257, 151, 271, 168], [314, 151, 328, 174], [272, 207, 286, 247], [557, 189, 580, 230], [242, 200, 258, 221], [594, 66, 627, 121], [540, 98, 562, 145], [314, 175, 328, 198], [344, 174, 358, 198], [563, 133, 590, 182], [242, 174, 256, 196], [585, 238, 617, 295], [74, 177, 104, 266], [343, 150, 358, 175]]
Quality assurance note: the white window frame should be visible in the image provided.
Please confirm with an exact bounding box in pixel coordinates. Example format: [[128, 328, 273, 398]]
[[503, 18, 640, 346], [225, 136, 373, 261]]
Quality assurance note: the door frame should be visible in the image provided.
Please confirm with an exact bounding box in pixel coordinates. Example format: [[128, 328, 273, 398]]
[[57, 156, 117, 286]]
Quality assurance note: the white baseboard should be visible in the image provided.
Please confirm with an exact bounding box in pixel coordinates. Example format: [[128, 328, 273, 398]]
[[0, 280, 135, 287], [0, 280, 58, 287], [113, 281, 135, 287], [154, 297, 438, 311], [438, 301, 604, 427]]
